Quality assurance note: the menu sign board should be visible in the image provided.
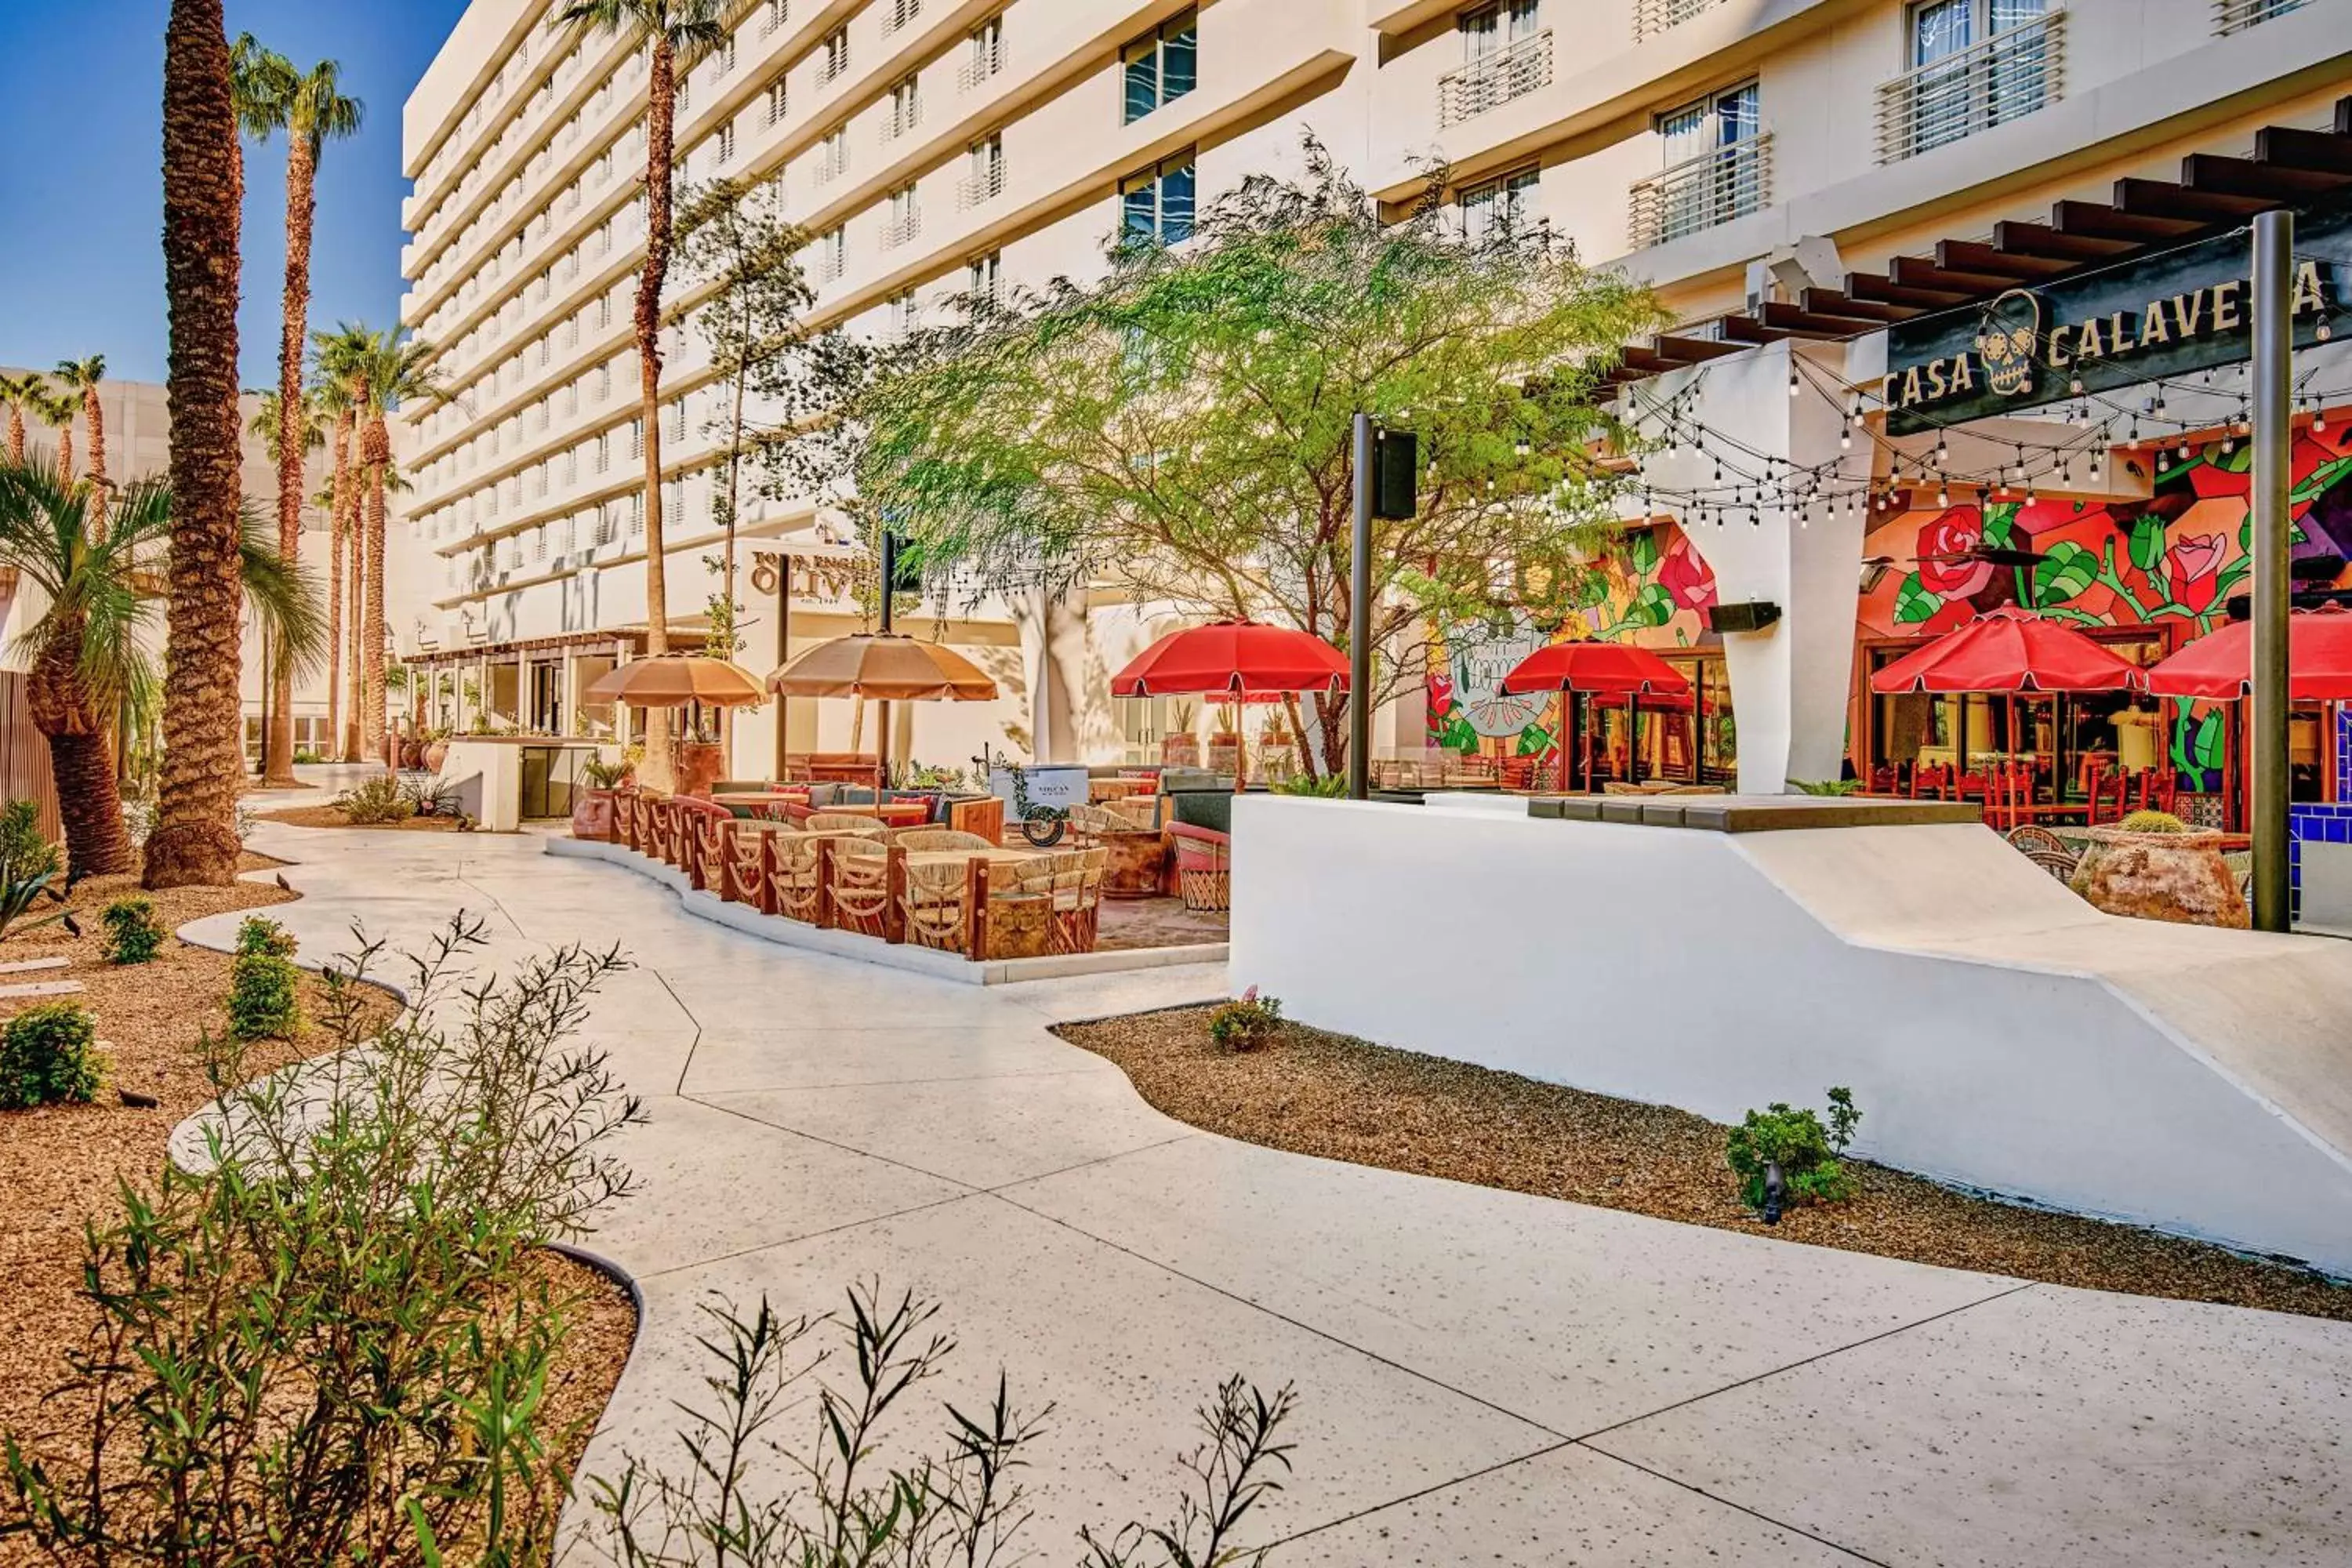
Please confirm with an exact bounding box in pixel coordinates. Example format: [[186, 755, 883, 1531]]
[[1882, 199, 2352, 436]]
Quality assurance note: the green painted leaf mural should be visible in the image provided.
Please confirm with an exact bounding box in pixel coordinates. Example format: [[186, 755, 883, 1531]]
[[1626, 530, 1661, 576], [2031, 540, 2097, 606], [2192, 707, 2226, 773], [1632, 581, 1675, 627], [1893, 573, 1941, 624], [2292, 456, 2352, 506], [2127, 515, 2168, 574], [1979, 503, 2020, 550]]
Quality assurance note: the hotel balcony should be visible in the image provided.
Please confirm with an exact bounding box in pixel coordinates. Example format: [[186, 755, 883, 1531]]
[[1627, 131, 1772, 250], [1874, 10, 2065, 165], [1632, 0, 1730, 42], [2213, 0, 2310, 31], [1437, 31, 1554, 129]]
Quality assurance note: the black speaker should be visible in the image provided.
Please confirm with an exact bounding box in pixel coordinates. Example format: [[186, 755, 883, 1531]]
[[1707, 601, 1782, 634], [1372, 428, 1418, 520]]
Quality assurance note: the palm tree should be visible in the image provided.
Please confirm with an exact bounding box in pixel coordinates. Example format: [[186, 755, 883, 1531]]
[[237, 44, 362, 784], [0, 374, 38, 465], [348, 329, 445, 759], [554, 0, 756, 789], [248, 385, 329, 780], [313, 321, 374, 759], [0, 462, 323, 877], [312, 372, 358, 757], [147, 0, 249, 891], [53, 357, 107, 522], [33, 389, 76, 481]]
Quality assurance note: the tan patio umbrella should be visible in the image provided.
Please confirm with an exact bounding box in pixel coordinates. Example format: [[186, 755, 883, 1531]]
[[765, 633, 998, 702], [586, 654, 768, 709]]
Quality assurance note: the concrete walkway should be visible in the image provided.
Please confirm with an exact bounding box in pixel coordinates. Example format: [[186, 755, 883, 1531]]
[[212, 782, 2352, 1566]]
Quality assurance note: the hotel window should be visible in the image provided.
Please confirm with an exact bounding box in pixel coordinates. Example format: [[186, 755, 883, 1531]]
[[817, 26, 849, 85], [764, 74, 788, 126], [885, 74, 920, 140], [594, 433, 610, 473], [884, 183, 921, 248], [887, 289, 919, 337], [1121, 9, 1196, 124], [967, 250, 1001, 303], [818, 127, 848, 183], [961, 133, 1004, 206], [1460, 165, 1538, 241], [677, 72, 691, 114], [630, 417, 644, 458], [714, 121, 735, 165], [961, 16, 1004, 90], [629, 491, 645, 535], [885, 0, 922, 33], [764, 0, 788, 34], [664, 479, 684, 528], [669, 397, 688, 441], [1639, 82, 1766, 243], [815, 225, 847, 281], [1120, 151, 1196, 246], [1897, 0, 2052, 155], [716, 34, 735, 75]]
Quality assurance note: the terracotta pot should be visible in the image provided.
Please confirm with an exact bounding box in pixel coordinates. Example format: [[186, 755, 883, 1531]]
[[1161, 735, 1200, 768], [572, 788, 616, 842], [423, 739, 450, 772], [399, 739, 426, 769], [2070, 827, 2249, 929]]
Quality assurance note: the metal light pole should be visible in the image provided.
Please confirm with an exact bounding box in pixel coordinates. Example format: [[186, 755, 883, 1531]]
[[876, 531, 897, 787], [2250, 209, 2294, 934], [773, 552, 793, 780], [1348, 414, 1373, 800]]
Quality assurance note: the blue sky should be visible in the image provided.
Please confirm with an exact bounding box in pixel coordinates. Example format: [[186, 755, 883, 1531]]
[[0, 0, 469, 388]]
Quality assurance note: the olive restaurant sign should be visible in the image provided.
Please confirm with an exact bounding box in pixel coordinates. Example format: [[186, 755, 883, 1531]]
[[1882, 201, 2352, 436]]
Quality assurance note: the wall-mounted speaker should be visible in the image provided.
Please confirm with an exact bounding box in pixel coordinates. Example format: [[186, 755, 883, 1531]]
[[1707, 601, 1783, 634]]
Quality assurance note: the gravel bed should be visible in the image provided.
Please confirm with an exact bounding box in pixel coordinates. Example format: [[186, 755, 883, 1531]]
[[1054, 1004, 2352, 1322], [0, 856, 633, 1562]]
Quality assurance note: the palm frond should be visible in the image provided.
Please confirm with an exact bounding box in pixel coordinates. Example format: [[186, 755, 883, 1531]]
[[239, 500, 330, 678]]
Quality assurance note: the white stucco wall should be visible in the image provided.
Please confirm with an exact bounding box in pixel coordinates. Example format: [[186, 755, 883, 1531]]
[[1231, 794, 2352, 1274]]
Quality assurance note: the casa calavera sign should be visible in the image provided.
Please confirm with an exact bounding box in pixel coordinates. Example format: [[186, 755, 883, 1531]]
[[1882, 198, 2352, 435]]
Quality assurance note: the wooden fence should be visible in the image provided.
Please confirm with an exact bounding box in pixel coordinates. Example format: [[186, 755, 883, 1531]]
[[0, 672, 61, 840]]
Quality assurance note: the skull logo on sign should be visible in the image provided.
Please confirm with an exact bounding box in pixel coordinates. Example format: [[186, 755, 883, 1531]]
[[1973, 289, 2043, 399]]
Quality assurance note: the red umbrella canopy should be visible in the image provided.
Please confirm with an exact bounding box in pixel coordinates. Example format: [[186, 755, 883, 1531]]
[[2145, 604, 2352, 700], [1111, 621, 1349, 697], [1499, 641, 1693, 697], [1870, 606, 2145, 695]]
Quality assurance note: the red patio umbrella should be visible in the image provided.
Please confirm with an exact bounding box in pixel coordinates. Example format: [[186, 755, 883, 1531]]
[[1870, 606, 2145, 694], [1499, 641, 1693, 697], [2143, 604, 2352, 699], [1111, 620, 1350, 697]]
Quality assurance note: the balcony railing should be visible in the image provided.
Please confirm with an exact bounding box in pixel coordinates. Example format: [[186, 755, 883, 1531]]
[[880, 209, 923, 249], [957, 159, 1006, 209], [1628, 132, 1771, 249], [1438, 31, 1553, 128], [957, 34, 1005, 92], [2214, 0, 2307, 31], [1875, 10, 2064, 165], [1632, 0, 1726, 42]]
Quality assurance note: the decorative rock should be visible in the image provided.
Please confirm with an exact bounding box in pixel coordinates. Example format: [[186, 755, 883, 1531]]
[[2070, 826, 2251, 929], [0, 979, 84, 999], [0, 956, 70, 975]]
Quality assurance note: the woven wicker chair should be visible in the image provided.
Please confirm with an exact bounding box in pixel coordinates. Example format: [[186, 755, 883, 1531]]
[[613, 787, 645, 851], [765, 831, 830, 925], [2005, 823, 2081, 884], [804, 811, 887, 837], [899, 855, 976, 953], [1011, 847, 1108, 954], [1065, 804, 1166, 898], [826, 837, 893, 937], [719, 821, 777, 911], [679, 800, 734, 891], [1166, 823, 1229, 913], [888, 828, 996, 852]]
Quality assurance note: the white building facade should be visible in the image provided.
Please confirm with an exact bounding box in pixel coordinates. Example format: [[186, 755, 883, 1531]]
[[390, 0, 2352, 780]]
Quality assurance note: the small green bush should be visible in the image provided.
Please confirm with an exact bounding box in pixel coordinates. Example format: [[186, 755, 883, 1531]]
[[100, 896, 165, 965], [336, 774, 416, 826], [228, 953, 304, 1041], [1272, 773, 1348, 798], [1788, 779, 1863, 797], [1208, 988, 1283, 1052], [2, 798, 62, 883], [2118, 809, 2190, 834], [236, 916, 297, 959], [0, 1002, 106, 1109], [1726, 1087, 1862, 1212]]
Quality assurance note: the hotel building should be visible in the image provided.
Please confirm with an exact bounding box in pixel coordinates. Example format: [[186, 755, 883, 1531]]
[[390, 0, 2352, 786]]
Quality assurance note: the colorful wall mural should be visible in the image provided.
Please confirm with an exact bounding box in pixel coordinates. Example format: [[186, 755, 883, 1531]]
[[1425, 420, 2352, 775]]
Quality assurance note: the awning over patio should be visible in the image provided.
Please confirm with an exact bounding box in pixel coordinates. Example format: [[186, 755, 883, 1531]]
[[1869, 607, 2146, 695], [2144, 604, 2352, 700]]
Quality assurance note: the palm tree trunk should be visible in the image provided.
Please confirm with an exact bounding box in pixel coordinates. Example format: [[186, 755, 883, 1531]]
[[343, 375, 371, 762], [634, 32, 679, 791], [263, 136, 318, 787], [30, 622, 134, 877], [362, 443, 388, 760], [82, 387, 107, 540], [57, 424, 74, 483], [145, 0, 245, 891], [325, 411, 350, 757], [5, 407, 21, 466]]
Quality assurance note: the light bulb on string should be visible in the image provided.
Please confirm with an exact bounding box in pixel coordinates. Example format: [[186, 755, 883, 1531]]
[[1937, 485, 1950, 507], [1788, 368, 1801, 397]]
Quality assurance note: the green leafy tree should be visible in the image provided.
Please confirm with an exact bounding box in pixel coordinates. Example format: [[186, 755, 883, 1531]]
[[0, 462, 325, 876], [811, 137, 1662, 775]]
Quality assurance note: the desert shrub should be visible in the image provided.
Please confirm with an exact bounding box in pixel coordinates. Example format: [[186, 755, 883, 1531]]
[[292, 748, 324, 764], [1726, 1087, 1862, 1213], [1272, 773, 1347, 798], [398, 774, 465, 818], [592, 1284, 1296, 1568], [1, 798, 61, 883], [228, 951, 304, 1040], [1208, 988, 1283, 1052], [100, 896, 165, 965], [581, 757, 630, 789], [336, 772, 417, 825], [235, 915, 296, 958], [2119, 809, 2190, 834], [4, 918, 644, 1565], [1788, 779, 1863, 797], [0, 1002, 105, 1109]]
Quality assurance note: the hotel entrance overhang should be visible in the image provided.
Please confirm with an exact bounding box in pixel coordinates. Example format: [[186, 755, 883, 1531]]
[[1549, 100, 2352, 926]]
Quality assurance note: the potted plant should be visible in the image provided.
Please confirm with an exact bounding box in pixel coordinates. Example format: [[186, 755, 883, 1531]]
[[572, 757, 630, 840], [1161, 700, 1200, 768], [421, 726, 452, 772], [2070, 809, 2249, 928]]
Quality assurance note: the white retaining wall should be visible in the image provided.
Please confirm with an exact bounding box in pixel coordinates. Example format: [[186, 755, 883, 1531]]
[[1232, 795, 2352, 1274]]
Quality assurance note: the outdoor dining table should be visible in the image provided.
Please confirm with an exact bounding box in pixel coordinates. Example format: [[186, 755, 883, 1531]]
[[710, 791, 806, 820]]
